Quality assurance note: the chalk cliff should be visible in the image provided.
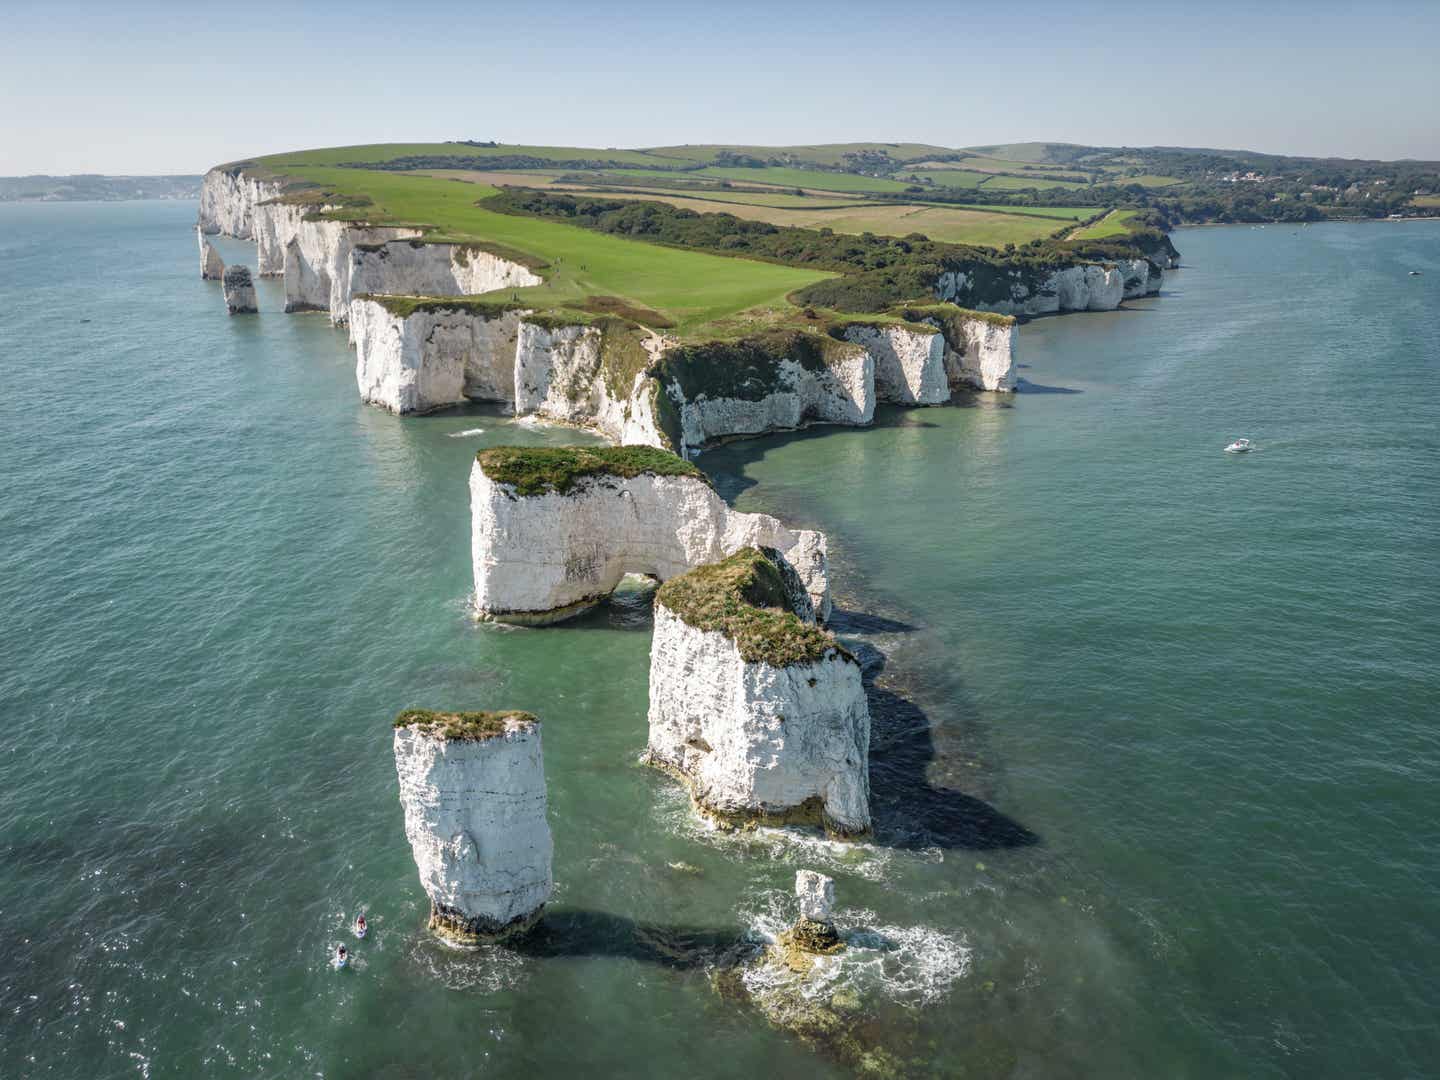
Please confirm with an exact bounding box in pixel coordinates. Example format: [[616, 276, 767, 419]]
[[644, 548, 869, 836], [393, 709, 553, 943], [198, 229, 225, 280], [349, 297, 526, 414], [470, 446, 830, 624], [662, 332, 874, 455], [841, 325, 948, 405], [222, 264, 257, 315], [512, 318, 670, 447], [198, 167, 281, 239], [936, 261, 1144, 316], [199, 167, 539, 324]]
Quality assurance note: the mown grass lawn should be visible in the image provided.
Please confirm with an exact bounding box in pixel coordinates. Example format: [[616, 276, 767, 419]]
[[262, 163, 831, 333]]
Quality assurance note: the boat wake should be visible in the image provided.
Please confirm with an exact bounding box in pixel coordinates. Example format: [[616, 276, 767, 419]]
[[447, 428, 486, 438]]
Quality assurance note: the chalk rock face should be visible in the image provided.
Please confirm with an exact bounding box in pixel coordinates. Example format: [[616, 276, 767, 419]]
[[796, 870, 836, 922], [644, 551, 869, 835], [198, 229, 225, 280], [351, 241, 541, 300], [222, 264, 257, 314], [512, 320, 671, 447], [253, 199, 307, 277], [470, 452, 831, 624], [935, 263, 1134, 317], [671, 344, 874, 456], [283, 221, 423, 321], [393, 710, 553, 942], [842, 326, 949, 405], [349, 298, 526, 414], [198, 167, 282, 239], [937, 315, 1016, 392]]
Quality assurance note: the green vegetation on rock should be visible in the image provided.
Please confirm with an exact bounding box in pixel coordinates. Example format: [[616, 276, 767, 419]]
[[476, 445, 703, 496], [393, 708, 536, 741], [656, 548, 841, 667]]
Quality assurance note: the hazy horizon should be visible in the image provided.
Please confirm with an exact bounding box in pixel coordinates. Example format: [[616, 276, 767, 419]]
[[5, 0, 1438, 174]]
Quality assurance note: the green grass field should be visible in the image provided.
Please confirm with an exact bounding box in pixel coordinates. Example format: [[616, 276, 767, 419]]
[[1067, 208, 1139, 239], [1413, 194, 1440, 208], [951, 204, 1096, 220], [261, 142, 681, 168], [541, 189, 1072, 246], [643, 143, 954, 167], [911, 169, 1090, 192], [261, 161, 830, 333]]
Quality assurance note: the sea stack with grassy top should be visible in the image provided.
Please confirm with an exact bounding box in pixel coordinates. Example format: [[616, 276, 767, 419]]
[[392, 709, 553, 944], [644, 548, 869, 837], [222, 264, 257, 315], [470, 446, 830, 624]]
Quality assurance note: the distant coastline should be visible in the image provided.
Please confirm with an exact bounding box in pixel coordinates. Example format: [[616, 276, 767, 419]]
[[0, 175, 201, 203]]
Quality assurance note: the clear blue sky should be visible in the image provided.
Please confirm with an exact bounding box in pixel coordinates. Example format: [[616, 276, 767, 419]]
[[4, 0, 1438, 174]]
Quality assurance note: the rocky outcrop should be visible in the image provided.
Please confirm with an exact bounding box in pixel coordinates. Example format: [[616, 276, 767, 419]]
[[841, 325, 947, 405], [470, 446, 830, 624], [222, 264, 257, 314], [644, 548, 869, 836], [349, 297, 527, 414], [198, 229, 225, 280], [392, 709, 553, 944]]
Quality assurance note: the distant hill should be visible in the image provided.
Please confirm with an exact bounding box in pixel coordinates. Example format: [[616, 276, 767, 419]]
[[0, 175, 202, 202]]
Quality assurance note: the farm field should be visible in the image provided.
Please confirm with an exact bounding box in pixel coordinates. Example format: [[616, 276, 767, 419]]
[[545, 188, 1073, 246], [1100, 172, 1184, 187], [643, 142, 953, 166], [1067, 208, 1139, 239], [255, 162, 831, 332], [912, 169, 1090, 191], [260, 142, 682, 168]]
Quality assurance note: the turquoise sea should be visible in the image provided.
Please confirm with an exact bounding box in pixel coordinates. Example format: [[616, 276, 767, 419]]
[[1, 202, 1437, 1078]]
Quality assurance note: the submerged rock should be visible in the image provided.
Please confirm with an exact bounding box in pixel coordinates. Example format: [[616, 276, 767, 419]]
[[392, 709, 553, 944], [470, 446, 830, 624], [222, 264, 257, 315], [198, 228, 225, 280], [645, 548, 869, 836]]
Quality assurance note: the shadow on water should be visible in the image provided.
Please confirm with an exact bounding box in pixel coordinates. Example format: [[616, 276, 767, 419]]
[[829, 604, 1039, 854], [508, 908, 750, 970], [1013, 378, 1083, 395]]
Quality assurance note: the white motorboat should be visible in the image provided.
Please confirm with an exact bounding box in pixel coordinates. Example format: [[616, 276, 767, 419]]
[[1224, 438, 1253, 454]]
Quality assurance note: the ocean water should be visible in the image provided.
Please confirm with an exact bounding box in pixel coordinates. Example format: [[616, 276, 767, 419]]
[[1, 203, 1437, 1079]]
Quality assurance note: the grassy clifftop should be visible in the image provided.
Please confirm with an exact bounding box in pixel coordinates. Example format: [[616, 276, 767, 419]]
[[476, 445, 704, 496], [657, 548, 842, 668], [393, 708, 537, 741]]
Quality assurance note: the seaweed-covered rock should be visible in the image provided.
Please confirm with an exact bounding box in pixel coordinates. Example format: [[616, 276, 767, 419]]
[[222, 264, 257, 314], [645, 549, 868, 836], [470, 447, 831, 624], [392, 709, 553, 944]]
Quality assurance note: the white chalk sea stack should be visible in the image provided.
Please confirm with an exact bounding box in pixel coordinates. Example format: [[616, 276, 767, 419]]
[[222, 264, 257, 315], [470, 446, 830, 624], [392, 709, 553, 944], [795, 870, 836, 922], [644, 547, 870, 836], [198, 229, 225, 281]]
